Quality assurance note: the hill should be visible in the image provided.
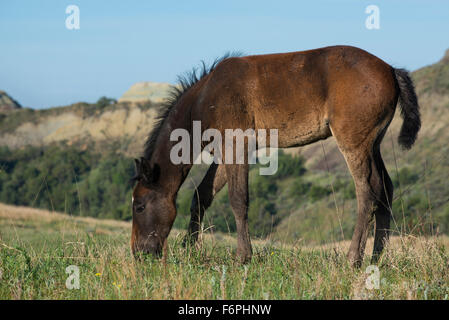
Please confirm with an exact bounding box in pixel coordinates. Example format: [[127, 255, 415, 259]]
[[0, 100, 161, 156], [118, 82, 174, 104], [0, 90, 22, 112]]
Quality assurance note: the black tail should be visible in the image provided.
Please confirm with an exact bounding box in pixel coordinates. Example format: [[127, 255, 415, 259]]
[[394, 68, 421, 149]]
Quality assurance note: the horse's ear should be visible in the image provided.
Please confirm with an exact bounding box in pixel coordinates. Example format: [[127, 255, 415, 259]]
[[130, 158, 142, 185], [139, 158, 160, 186], [139, 157, 150, 176], [152, 163, 161, 183], [134, 158, 141, 174]]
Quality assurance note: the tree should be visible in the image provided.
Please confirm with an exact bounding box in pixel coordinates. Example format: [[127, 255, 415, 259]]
[[96, 96, 117, 109]]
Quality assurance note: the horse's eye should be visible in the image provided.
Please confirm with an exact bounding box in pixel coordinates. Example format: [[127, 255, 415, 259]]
[[136, 205, 145, 213]]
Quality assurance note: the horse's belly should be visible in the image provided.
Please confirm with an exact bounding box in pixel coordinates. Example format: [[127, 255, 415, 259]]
[[255, 108, 331, 148], [277, 122, 331, 148]]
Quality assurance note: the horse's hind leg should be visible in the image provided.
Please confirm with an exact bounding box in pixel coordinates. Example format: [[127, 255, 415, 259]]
[[333, 132, 392, 267], [341, 148, 377, 267], [226, 163, 252, 264], [372, 146, 393, 263], [183, 163, 226, 246]]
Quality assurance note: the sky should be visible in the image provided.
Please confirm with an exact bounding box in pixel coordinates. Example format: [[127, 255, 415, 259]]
[[0, 0, 448, 109]]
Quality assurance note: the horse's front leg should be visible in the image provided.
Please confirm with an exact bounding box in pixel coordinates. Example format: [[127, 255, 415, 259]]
[[183, 163, 226, 246]]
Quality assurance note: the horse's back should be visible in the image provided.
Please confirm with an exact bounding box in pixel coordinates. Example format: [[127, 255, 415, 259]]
[[198, 46, 397, 148], [246, 46, 393, 147]]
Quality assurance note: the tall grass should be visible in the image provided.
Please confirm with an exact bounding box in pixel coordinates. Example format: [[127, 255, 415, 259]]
[[0, 203, 448, 300]]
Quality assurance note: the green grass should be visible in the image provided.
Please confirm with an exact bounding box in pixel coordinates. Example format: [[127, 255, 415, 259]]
[[1, 203, 448, 300]]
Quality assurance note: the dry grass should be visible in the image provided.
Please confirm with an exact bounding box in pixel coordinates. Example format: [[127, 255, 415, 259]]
[[0, 202, 129, 228]]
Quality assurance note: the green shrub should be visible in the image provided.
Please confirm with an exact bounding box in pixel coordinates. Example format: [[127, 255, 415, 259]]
[[275, 151, 306, 179], [308, 185, 331, 202], [0, 145, 134, 220], [289, 180, 312, 198], [393, 167, 420, 188]]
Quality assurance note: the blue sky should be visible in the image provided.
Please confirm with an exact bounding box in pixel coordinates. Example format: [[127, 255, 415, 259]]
[[0, 0, 448, 109]]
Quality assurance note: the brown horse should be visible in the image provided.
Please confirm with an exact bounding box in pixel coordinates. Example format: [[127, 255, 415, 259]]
[[131, 45, 420, 266]]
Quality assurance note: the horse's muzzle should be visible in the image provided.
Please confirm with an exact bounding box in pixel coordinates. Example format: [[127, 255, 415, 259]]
[[132, 241, 163, 259]]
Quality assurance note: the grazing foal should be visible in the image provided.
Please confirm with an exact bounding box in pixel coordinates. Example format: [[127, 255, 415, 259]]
[[131, 46, 420, 266]]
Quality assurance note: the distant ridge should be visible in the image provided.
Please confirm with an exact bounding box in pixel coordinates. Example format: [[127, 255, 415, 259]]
[[118, 82, 174, 104], [0, 90, 22, 112]]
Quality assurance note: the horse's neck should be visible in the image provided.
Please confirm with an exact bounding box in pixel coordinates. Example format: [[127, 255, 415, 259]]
[[150, 100, 194, 196]]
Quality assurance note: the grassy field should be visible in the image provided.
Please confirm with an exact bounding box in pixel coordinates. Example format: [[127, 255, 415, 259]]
[[0, 203, 448, 300]]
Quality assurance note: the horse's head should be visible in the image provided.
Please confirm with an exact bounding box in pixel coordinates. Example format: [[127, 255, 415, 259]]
[[131, 157, 176, 258]]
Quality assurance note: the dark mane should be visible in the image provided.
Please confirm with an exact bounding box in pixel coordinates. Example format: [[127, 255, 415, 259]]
[[143, 52, 243, 160]]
